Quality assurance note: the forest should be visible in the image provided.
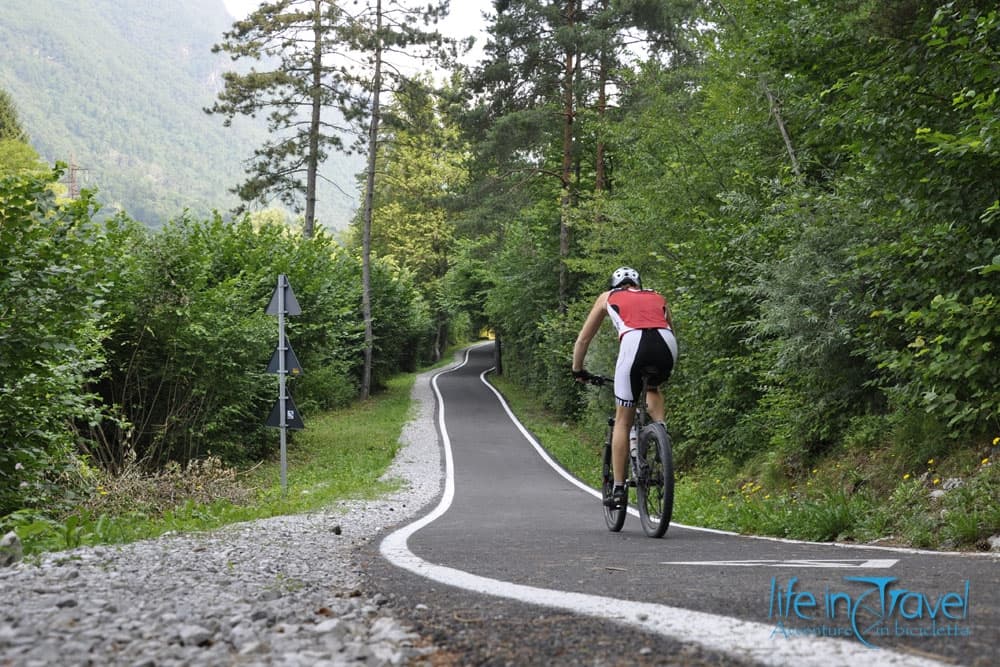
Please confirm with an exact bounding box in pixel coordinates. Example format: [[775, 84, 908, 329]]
[[0, 0, 360, 228], [1, 0, 998, 550]]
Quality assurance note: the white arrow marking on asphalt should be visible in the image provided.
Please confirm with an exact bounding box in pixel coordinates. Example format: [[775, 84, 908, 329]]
[[663, 559, 899, 568]]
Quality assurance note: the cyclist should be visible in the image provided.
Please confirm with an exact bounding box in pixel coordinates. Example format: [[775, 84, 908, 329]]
[[571, 266, 677, 509]]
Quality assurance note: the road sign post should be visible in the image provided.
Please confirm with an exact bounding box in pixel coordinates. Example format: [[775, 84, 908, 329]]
[[265, 274, 303, 495]]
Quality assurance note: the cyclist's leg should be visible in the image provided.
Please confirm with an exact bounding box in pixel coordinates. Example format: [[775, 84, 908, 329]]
[[612, 404, 636, 483], [612, 332, 642, 486], [646, 387, 665, 422]]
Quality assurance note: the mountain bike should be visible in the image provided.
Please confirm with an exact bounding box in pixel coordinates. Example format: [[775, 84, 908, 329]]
[[585, 371, 674, 538]]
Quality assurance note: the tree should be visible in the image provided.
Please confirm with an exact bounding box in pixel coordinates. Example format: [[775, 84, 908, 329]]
[[0, 89, 29, 142], [0, 89, 46, 176], [475, 0, 581, 309], [213, 0, 458, 397], [473, 1, 701, 309], [335, 0, 457, 399], [0, 140, 47, 176], [348, 76, 468, 360], [208, 0, 356, 238]]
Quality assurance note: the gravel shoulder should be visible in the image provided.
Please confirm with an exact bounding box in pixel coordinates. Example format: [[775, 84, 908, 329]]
[[0, 363, 446, 667]]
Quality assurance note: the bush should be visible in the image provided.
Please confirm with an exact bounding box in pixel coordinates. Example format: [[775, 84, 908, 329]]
[[86, 212, 439, 472], [0, 169, 120, 515], [91, 214, 280, 469]]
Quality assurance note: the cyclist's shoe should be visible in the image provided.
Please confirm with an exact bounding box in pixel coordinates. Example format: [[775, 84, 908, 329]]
[[603, 485, 627, 508]]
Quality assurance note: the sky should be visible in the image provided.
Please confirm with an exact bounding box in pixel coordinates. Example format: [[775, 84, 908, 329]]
[[221, 0, 489, 64]]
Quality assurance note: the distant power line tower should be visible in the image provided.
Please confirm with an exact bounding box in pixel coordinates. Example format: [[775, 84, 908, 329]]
[[64, 157, 88, 199]]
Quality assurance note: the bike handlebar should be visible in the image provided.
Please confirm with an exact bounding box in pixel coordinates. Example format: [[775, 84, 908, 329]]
[[574, 370, 611, 386]]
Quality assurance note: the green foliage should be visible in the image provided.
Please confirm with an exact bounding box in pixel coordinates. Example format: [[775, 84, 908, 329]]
[[367, 260, 436, 384], [0, 138, 47, 176], [877, 290, 999, 431], [464, 0, 998, 533], [0, 88, 28, 142], [484, 202, 563, 385], [1, 155, 435, 520], [0, 87, 45, 175], [0, 168, 118, 516], [344, 78, 470, 361], [89, 212, 432, 470], [2, 322, 421, 558], [922, 4, 1000, 164], [93, 214, 279, 468]]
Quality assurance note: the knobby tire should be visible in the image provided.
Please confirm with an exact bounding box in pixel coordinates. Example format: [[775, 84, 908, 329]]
[[602, 428, 626, 532], [636, 422, 674, 538]]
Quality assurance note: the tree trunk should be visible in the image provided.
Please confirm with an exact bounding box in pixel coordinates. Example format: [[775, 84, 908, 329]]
[[558, 0, 577, 312], [360, 0, 383, 400], [304, 0, 323, 238], [712, 0, 801, 180], [493, 333, 503, 376], [761, 80, 802, 180], [594, 0, 609, 194]]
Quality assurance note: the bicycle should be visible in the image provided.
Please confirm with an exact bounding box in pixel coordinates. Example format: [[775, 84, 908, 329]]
[[584, 370, 674, 538]]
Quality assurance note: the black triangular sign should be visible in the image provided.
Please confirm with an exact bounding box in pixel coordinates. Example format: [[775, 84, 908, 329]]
[[267, 343, 303, 376], [265, 276, 302, 316], [266, 395, 305, 430]]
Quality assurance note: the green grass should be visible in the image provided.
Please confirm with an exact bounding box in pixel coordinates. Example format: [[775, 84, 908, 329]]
[[4, 373, 418, 558]]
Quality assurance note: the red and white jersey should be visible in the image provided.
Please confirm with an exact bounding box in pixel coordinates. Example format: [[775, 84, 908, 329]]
[[606, 287, 671, 340]]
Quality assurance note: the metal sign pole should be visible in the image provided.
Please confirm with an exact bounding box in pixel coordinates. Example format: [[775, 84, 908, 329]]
[[265, 273, 302, 495], [277, 274, 288, 495]]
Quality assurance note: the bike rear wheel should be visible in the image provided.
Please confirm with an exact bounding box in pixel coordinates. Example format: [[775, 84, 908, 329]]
[[636, 422, 674, 537], [602, 430, 627, 532]]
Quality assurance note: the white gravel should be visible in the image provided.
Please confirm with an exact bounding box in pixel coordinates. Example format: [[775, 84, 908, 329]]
[[0, 364, 445, 667]]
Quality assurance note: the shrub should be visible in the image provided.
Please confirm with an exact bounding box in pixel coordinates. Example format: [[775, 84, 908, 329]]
[[0, 169, 120, 515], [91, 214, 278, 469]]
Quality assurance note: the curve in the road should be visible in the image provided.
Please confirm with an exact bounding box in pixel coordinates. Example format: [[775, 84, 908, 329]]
[[379, 346, 951, 667]]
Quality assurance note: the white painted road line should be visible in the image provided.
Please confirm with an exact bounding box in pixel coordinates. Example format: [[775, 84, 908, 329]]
[[663, 559, 900, 569], [378, 348, 953, 667]]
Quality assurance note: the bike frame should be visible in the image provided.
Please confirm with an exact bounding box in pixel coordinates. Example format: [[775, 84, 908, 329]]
[[588, 369, 674, 537]]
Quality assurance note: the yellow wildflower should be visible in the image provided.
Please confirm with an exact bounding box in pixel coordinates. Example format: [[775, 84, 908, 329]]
[[983, 458, 990, 466], [993, 436, 999, 446], [927, 458, 935, 465], [903, 473, 911, 480], [932, 478, 940, 485]]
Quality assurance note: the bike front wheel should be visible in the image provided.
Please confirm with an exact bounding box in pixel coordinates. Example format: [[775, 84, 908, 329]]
[[636, 422, 674, 537], [602, 431, 626, 532]]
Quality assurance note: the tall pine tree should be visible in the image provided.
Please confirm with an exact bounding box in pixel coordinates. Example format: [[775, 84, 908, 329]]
[[208, 0, 357, 237]]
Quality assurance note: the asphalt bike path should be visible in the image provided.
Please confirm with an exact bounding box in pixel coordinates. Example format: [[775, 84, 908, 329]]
[[381, 343, 998, 666]]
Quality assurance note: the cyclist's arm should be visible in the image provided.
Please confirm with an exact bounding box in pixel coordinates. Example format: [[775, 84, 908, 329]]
[[572, 291, 610, 373]]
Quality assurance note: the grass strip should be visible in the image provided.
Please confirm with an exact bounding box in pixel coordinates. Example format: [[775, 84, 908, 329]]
[[7, 373, 417, 557]]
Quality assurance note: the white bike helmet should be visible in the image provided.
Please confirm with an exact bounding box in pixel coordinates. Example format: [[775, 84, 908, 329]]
[[610, 266, 641, 288]]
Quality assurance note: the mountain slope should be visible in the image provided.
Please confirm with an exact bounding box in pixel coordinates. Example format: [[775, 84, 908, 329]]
[[0, 0, 360, 228]]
